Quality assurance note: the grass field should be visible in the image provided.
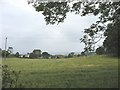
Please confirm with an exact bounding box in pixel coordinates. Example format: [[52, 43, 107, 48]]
[[2, 55, 118, 88]]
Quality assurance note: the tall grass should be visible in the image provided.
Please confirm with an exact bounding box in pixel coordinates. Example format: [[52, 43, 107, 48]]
[[2, 55, 118, 88]]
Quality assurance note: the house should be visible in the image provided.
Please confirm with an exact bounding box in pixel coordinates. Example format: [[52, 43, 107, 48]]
[[19, 54, 24, 58], [24, 54, 30, 58], [19, 53, 30, 58]]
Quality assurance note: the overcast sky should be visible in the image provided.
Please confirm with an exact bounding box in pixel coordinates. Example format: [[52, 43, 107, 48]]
[[0, 0, 103, 55]]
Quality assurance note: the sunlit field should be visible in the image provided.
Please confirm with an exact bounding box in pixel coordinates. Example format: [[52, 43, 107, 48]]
[[2, 55, 118, 88]]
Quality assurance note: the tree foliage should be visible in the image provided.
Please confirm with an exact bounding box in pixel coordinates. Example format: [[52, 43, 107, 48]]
[[81, 51, 86, 56], [2, 50, 10, 57], [15, 52, 19, 57], [29, 53, 37, 58], [96, 46, 105, 55], [42, 52, 50, 59], [33, 49, 41, 58], [28, 0, 120, 57], [103, 21, 119, 56], [2, 65, 22, 88], [7, 47, 13, 54], [68, 52, 75, 58]]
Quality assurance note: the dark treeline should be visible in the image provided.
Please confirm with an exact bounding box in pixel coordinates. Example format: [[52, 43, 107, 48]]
[[1, 47, 97, 59]]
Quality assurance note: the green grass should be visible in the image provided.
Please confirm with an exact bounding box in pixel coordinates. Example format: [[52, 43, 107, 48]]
[[2, 55, 118, 88]]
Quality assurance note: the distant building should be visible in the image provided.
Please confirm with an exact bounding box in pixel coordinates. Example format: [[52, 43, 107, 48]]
[[19, 53, 30, 58], [19, 54, 24, 58], [24, 54, 30, 58]]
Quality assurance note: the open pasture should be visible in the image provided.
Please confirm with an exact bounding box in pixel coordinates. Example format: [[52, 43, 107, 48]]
[[2, 55, 118, 88]]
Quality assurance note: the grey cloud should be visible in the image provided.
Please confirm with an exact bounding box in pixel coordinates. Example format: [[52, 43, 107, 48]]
[[1, 0, 100, 54]]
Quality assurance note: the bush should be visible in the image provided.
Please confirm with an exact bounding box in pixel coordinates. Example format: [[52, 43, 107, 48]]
[[2, 65, 22, 88]]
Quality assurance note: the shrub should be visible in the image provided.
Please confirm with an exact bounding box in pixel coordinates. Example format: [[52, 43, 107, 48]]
[[2, 65, 22, 88]]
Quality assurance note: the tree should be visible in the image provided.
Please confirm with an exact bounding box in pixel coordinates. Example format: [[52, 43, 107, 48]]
[[28, 1, 69, 25], [68, 52, 75, 58], [81, 51, 85, 56], [28, 0, 120, 57], [0, 48, 2, 57], [96, 46, 105, 55], [29, 53, 36, 59], [15, 52, 19, 57], [77, 54, 81, 57], [78, 1, 120, 57], [33, 49, 41, 58], [2, 50, 10, 57], [42, 52, 50, 59], [103, 21, 119, 56], [7, 47, 13, 54]]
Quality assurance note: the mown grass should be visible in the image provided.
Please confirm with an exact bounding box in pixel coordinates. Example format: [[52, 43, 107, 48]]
[[2, 55, 118, 88]]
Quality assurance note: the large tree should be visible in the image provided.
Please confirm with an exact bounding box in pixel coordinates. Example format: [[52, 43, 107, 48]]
[[42, 52, 50, 59], [33, 49, 41, 57], [28, 0, 120, 57], [15, 52, 20, 57]]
